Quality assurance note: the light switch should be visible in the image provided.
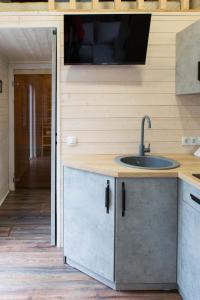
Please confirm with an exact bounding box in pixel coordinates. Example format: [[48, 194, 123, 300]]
[[67, 136, 77, 146]]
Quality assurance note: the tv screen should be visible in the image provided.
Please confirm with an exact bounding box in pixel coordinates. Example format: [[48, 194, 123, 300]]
[[64, 14, 151, 65]]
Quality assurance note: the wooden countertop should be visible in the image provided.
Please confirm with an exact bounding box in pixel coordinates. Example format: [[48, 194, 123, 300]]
[[63, 154, 200, 189]]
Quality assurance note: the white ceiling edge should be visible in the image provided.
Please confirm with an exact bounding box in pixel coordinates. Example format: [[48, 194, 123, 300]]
[[0, 27, 53, 63]]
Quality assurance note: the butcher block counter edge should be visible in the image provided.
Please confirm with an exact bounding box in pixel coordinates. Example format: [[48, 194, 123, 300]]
[[62, 154, 200, 189]]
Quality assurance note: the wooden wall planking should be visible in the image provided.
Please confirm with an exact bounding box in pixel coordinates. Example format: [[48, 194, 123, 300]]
[[61, 129, 200, 143], [60, 14, 200, 155], [61, 142, 198, 154], [61, 117, 200, 131], [61, 106, 200, 118], [0, 54, 9, 203]]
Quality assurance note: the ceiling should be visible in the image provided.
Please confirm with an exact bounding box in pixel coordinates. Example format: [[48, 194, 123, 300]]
[[0, 28, 52, 62]]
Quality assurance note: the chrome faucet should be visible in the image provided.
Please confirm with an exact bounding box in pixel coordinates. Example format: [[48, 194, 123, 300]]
[[139, 115, 151, 156]]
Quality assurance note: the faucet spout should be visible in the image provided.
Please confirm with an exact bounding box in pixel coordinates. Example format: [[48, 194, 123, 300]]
[[139, 115, 152, 156], [144, 115, 151, 129]]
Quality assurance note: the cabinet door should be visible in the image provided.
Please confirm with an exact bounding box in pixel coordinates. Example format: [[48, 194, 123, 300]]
[[115, 178, 177, 284], [63, 167, 115, 282], [179, 182, 200, 300], [176, 20, 200, 95]]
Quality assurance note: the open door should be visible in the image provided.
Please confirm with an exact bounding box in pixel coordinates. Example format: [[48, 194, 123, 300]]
[[14, 74, 51, 189], [51, 29, 57, 246]]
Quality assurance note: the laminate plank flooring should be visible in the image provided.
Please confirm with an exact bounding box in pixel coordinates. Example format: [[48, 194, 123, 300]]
[[15, 156, 51, 189], [0, 189, 182, 300]]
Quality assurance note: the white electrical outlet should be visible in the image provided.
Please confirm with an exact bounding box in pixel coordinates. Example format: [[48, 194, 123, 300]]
[[191, 137, 198, 145], [182, 136, 200, 145], [182, 136, 191, 145]]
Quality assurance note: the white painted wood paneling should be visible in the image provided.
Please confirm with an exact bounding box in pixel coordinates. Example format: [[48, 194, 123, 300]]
[[0, 28, 52, 62]]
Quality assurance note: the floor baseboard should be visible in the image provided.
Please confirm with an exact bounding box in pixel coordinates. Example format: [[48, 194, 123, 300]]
[[0, 190, 9, 207]]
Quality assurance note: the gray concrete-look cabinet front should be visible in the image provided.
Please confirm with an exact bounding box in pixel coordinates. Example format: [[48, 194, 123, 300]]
[[178, 181, 200, 300], [63, 167, 115, 284], [176, 20, 200, 95], [115, 178, 177, 290], [63, 167, 178, 290]]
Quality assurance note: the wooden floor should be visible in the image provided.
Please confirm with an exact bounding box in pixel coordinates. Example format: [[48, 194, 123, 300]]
[[0, 189, 182, 300], [16, 156, 51, 189]]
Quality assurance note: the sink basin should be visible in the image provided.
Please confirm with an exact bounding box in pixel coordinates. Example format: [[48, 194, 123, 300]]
[[115, 155, 180, 170]]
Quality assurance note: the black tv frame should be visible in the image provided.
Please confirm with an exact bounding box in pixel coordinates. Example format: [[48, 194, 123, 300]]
[[64, 13, 151, 65]]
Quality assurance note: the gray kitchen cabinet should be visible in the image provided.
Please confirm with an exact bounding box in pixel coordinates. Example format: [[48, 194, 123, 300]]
[[177, 179, 183, 288], [176, 20, 200, 95], [64, 167, 178, 290], [63, 167, 115, 285], [178, 181, 200, 300], [115, 178, 178, 290]]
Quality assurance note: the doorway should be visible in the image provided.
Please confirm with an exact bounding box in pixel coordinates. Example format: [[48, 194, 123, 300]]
[[0, 27, 57, 247], [14, 74, 52, 189]]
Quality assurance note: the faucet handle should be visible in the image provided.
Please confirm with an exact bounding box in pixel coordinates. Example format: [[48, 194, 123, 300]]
[[145, 143, 151, 153]]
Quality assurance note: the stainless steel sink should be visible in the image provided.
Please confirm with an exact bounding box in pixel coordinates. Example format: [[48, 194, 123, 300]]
[[115, 155, 180, 170]]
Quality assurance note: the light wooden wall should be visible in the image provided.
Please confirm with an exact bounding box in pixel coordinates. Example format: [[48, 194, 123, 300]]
[[0, 54, 9, 203], [61, 14, 200, 155], [9, 14, 197, 157]]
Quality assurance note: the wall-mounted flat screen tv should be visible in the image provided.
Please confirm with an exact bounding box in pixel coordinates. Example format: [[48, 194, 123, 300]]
[[64, 14, 151, 65]]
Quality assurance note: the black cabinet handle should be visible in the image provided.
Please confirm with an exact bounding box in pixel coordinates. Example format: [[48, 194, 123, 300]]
[[105, 180, 110, 214], [190, 194, 200, 205], [122, 182, 126, 217]]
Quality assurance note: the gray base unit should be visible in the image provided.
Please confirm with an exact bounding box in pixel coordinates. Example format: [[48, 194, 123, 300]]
[[64, 167, 178, 290], [63, 167, 115, 282], [115, 178, 177, 286], [178, 180, 200, 300]]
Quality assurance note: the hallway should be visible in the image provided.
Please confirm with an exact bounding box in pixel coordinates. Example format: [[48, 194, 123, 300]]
[[0, 190, 181, 299], [16, 157, 51, 189]]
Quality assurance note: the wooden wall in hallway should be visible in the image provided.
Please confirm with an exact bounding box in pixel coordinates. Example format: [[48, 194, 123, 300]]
[[0, 54, 8, 204]]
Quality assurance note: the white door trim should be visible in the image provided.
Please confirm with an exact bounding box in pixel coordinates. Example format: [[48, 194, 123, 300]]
[[8, 64, 15, 191], [7, 25, 61, 247]]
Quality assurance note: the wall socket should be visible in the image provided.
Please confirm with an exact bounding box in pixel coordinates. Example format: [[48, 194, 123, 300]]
[[182, 136, 200, 145]]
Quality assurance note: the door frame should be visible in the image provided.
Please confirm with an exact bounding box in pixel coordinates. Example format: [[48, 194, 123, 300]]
[[8, 27, 61, 247]]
